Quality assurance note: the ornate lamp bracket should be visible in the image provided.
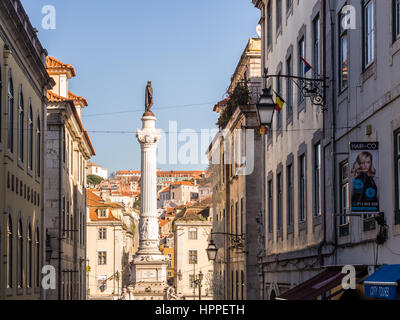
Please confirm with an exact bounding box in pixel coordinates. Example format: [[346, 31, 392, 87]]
[[263, 69, 328, 110]]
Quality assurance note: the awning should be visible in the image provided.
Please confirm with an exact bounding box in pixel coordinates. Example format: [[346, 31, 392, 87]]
[[277, 266, 367, 300], [364, 265, 400, 300]]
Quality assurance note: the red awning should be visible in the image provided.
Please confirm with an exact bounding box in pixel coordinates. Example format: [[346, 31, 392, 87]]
[[278, 266, 368, 300]]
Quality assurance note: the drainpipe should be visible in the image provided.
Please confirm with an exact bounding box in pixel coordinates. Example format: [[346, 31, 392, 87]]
[[320, 0, 328, 268], [329, 0, 339, 259]]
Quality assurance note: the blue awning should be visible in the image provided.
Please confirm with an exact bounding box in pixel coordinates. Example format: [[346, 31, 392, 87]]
[[364, 265, 400, 300]]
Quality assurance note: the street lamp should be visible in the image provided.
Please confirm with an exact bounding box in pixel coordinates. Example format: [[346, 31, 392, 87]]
[[206, 232, 245, 262], [206, 239, 218, 262], [256, 87, 276, 127]]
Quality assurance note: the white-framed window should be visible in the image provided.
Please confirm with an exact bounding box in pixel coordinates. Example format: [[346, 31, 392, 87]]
[[98, 251, 107, 265], [313, 15, 321, 77], [313, 143, 322, 217], [189, 274, 195, 288], [277, 172, 283, 230], [287, 164, 294, 227], [188, 228, 197, 240], [298, 37, 305, 102], [189, 250, 197, 264], [98, 227, 107, 240], [99, 209, 107, 218], [363, 0, 375, 68], [299, 154, 306, 222]]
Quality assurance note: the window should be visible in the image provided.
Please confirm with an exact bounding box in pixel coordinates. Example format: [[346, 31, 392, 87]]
[[235, 201, 239, 235], [188, 228, 197, 240], [340, 161, 350, 226], [299, 154, 306, 222], [363, 0, 375, 67], [189, 250, 197, 264], [240, 198, 244, 235], [67, 200, 70, 239], [286, 55, 293, 118], [338, 10, 348, 91], [268, 179, 274, 233], [287, 165, 294, 227], [62, 196, 65, 236], [314, 143, 322, 217], [98, 251, 107, 265], [17, 218, 23, 288], [313, 15, 321, 77], [267, 1, 272, 48], [27, 224, 32, 288], [35, 227, 40, 288], [7, 214, 13, 288], [394, 0, 400, 41], [7, 71, 14, 153], [99, 209, 107, 218], [70, 139, 73, 174], [18, 87, 24, 162], [236, 270, 239, 300], [298, 38, 305, 102], [241, 270, 244, 300], [98, 227, 106, 240], [36, 115, 41, 177], [277, 172, 283, 231], [27, 105, 33, 170], [189, 274, 195, 288], [276, 0, 282, 32], [394, 130, 400, 224], [287, 0, 293, 11]]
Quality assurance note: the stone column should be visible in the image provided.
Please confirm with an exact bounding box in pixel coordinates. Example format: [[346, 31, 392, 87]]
[[130, 113, 168, 300], [136, 115, 161, 255]]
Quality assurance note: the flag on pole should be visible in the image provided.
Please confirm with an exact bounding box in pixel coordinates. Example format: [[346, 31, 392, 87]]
[[259, 125, 268, 135], [300, 56, 312, 74], [274, 91, 285, 114]]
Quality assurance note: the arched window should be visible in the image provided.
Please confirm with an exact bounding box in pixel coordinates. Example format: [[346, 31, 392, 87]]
[[27, 223, 32, 288], [35, 226, 40, 288], [18, 86, 24, 162], [7, 214, 13, 288], [28, 104, 33, 170], [7, 71, 14, 153], [36, 114, 41, 178], [17, 218, 23, 288]]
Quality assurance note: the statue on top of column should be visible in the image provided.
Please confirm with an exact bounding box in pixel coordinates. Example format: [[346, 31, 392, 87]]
[[145, 81, 154, 116]]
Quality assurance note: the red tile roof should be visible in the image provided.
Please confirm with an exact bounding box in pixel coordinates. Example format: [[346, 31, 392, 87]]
[[171, 181, 194, 186], [46, 56, 77, 77]]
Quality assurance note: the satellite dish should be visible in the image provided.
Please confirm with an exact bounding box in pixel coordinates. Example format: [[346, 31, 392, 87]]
[[256, 25, 262, 38]]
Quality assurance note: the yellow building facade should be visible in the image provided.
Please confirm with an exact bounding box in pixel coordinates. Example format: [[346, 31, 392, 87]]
[[0, 0, 55, 299]]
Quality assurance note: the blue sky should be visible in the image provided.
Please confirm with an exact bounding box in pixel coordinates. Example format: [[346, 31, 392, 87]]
[[21, 0, 259, 174]]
